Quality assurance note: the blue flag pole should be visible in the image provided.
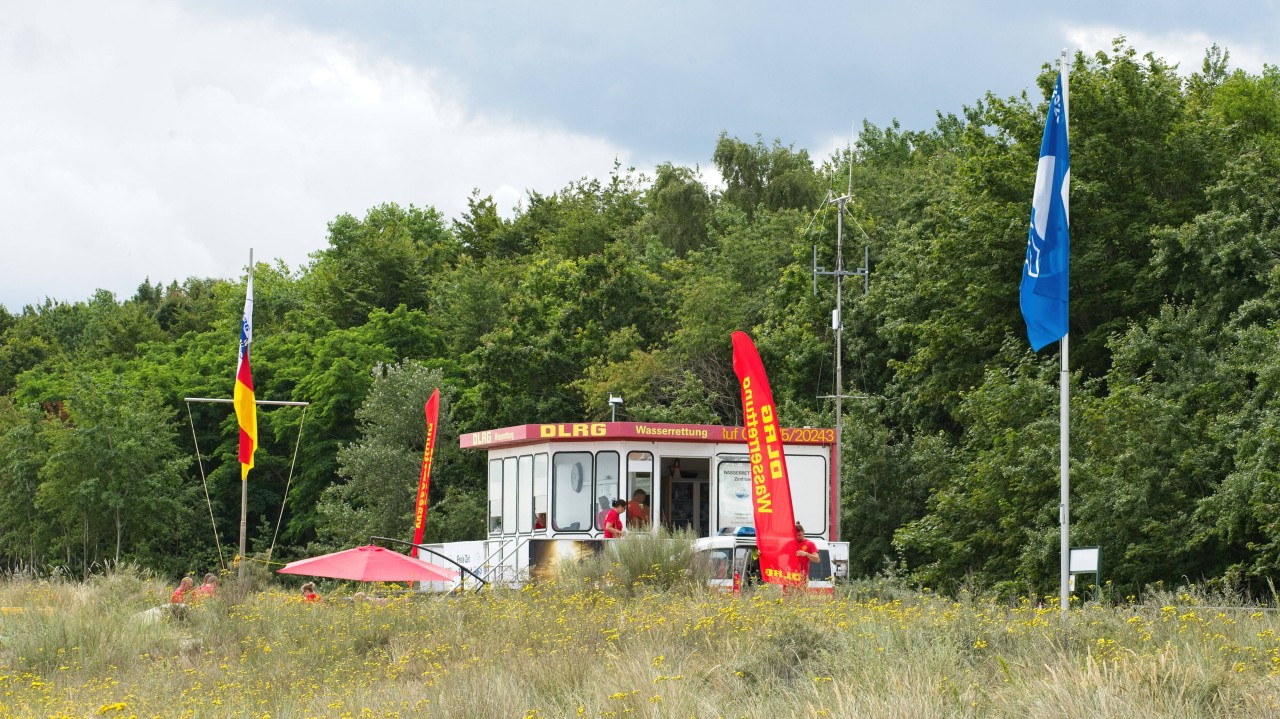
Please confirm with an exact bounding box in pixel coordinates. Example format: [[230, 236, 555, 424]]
[[1057, 50, 1071, 621], [1019, 49, 1072, 618]]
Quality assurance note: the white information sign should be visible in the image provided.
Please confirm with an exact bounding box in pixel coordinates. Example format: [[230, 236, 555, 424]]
[[1069, 547, 1099, 574]]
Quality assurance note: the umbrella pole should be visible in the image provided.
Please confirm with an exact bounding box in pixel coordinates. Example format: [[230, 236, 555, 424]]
[[369, 536, 488, 592]]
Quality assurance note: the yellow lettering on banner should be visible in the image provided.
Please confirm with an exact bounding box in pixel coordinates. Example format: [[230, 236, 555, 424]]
[[761, 404, 773, 424], [590, 423, 606, 437], [540, 425, 556, 438], [769, 458, 783, 479]]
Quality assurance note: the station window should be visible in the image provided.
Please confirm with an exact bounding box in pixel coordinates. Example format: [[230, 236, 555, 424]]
[[502, 457, 518, 536], [552, 452, 593, 532], [488, 459, 502, 534], [533, 454, 548, 531], [715, 455, 828, 535], [594, 452, 620, 531], [627, 451, 653, 530], [517, 455, 534, 533], [716, 460, 752, 533], [787, 455, 828, 535]]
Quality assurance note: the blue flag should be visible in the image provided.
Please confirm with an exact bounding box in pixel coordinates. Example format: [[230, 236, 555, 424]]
[[1020, 73, 1070, 351]]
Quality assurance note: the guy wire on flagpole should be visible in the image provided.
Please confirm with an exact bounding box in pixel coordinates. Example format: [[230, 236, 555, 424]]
[[183, 397, 310, 568], [185, 402, 226, 571], [1059, 47, 1072, 621]]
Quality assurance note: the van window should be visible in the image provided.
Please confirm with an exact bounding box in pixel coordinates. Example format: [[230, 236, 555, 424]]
[[694, 547, 734, 580], [809, 550, 833, 581]]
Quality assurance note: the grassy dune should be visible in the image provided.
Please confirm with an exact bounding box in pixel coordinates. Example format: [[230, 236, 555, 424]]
[[0, 566, 1277, 718]]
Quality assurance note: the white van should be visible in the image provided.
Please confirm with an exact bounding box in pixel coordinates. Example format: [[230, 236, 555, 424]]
[[693, 528, 839, 595]]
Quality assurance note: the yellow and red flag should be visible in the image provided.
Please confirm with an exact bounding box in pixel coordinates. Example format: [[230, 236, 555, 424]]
[[411, 389, 440, 556], [731, 331, 803, 587], [233, 272, 257, 481]]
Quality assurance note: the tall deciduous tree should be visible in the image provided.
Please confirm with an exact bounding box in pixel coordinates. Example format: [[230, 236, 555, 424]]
[[312, 361, 470, 551], [36, 375, 192, 573]]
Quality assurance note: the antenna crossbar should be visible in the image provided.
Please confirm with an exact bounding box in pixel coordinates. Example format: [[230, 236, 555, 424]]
[[184, 398, 309, 407]]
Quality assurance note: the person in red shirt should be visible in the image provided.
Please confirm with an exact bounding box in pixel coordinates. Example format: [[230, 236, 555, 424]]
[[301, 582, 321, 603], [794, 522, 819, 588], [188, 573, 219, 603], [626, 489, 650, 530], [170, 576, 193, 604], [603, 498, 626, 538]]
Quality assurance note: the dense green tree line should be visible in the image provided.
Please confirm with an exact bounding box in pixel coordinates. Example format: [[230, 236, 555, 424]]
[[1, 41, 1277, 597]]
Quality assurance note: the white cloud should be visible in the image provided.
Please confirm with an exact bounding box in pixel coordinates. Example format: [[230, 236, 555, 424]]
[[1065, 26, 1271, 74], [0, 0, 631, 309]]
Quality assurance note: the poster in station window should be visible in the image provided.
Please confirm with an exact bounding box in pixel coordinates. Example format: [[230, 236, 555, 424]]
[[718, 462, 754, 529]]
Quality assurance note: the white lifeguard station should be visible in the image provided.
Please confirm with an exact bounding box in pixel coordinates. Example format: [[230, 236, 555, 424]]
[[427, 421, 841, 587]]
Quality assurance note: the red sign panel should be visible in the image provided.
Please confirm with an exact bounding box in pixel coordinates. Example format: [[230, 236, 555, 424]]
[[460, 422, 834, 450]]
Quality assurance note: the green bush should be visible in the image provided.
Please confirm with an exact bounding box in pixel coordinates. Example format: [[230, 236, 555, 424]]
[[553, 527, 711, 596]]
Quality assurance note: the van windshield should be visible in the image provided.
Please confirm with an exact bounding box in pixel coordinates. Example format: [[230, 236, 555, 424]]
[[809, 551, 832, 581]]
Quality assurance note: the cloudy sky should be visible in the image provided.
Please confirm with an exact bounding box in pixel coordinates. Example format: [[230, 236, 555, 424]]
[[2, 0, 1277, 311]]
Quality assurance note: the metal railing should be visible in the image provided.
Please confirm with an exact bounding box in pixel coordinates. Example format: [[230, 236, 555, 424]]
[[368, 536, 488, 593]]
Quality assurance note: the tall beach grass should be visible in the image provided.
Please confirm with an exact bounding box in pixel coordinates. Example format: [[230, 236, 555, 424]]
[[0, 564, 1275, 717]]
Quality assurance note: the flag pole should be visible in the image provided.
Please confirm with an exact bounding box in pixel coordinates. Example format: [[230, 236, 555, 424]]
[[1058, 49, 1071, 620], [240, 248, 252, 579]]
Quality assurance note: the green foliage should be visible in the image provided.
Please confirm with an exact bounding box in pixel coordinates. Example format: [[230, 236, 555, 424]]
[[305, 203, 460, 327], [644, 163, 713, 257], [311, 361, 469, 552], [713, 133, 822, 217], [34, 374, 194, 574]]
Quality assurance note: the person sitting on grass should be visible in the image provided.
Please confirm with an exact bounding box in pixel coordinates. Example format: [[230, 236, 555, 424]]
[[301, 582, 321, 603], [188, 573, 219, 603], [170, 576, 194, 604]]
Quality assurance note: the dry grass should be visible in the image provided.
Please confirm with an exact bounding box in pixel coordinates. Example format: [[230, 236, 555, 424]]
[[0, 566, 1276, 718]]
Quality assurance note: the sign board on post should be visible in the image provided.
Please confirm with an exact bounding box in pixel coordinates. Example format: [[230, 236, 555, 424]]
[[1069, 546, 1101, 601], [1069, 547, 1099, 573]]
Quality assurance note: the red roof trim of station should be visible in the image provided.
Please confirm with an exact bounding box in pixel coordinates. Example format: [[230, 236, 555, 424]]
[[460, 422, 836, 450]]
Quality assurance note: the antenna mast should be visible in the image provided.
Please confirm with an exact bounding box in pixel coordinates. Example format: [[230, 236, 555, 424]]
[[813, 141, 870, 543]]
